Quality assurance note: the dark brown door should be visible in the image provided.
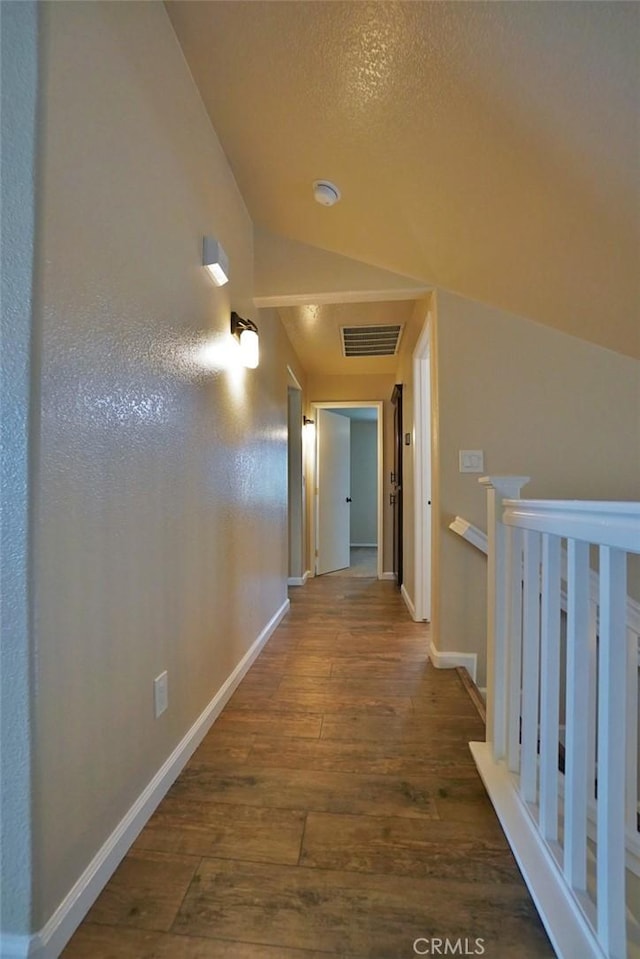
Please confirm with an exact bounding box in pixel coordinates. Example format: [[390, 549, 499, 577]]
[[391, 384, 403, 588]]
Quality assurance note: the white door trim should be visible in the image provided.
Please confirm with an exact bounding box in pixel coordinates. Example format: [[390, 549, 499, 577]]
[[286, 364, 303, 391], [312, 401, 384, 581], [413, 313, 432, 622], [287, 365, 305, 584]]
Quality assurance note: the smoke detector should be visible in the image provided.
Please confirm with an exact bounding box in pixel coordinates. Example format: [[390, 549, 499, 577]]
[[313, 180, 341, 206]]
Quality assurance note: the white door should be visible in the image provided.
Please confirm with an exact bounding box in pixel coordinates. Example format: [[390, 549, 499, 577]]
[[317, 409, 351, 574]]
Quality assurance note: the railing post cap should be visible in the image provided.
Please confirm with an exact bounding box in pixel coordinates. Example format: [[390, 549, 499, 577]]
[[479, 476, 530, 498]]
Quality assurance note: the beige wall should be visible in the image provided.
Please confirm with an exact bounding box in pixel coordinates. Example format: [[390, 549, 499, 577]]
[[350, 420, 378, 545], [30, 1, 303, 930], [432, 290, 640, 685], [254, 227, 428, 305], [307, 374, 396, 574]]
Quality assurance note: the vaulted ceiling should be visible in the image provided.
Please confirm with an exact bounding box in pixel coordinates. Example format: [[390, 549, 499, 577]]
[[166, 1, 640, 360]]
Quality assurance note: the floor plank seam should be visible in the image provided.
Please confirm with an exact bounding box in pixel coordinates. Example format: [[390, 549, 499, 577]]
[[297, 811, 309, 867], [167, 854, 203, 936]]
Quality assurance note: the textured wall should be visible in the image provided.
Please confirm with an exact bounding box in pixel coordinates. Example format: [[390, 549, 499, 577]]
[[350, 420, 378, 545], [0, 0, 39, 938], [31, 1, 301, 927], [434, 290, 640, 685]]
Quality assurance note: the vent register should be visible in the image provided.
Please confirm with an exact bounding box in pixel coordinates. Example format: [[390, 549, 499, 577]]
[[340, 325, 403, 357]]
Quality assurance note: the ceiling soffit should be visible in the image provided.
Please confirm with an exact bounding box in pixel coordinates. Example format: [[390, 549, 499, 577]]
[[278, 300, 417, 376], [253, 227, 429, 307]]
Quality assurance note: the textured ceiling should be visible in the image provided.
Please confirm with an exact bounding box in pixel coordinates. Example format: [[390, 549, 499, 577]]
[[278, 301, 415, 375], [166, 1, 640, 359]]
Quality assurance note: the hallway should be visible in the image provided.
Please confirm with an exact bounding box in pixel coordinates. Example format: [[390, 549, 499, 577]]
[[62, 576, 553, 958]]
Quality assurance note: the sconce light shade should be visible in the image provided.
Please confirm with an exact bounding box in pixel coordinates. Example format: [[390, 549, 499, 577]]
[[231, 311, 260, 369], [203, 236, 229, 286]]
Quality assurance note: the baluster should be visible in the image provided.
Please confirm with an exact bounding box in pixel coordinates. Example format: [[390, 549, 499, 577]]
[[587, 597, 598, 808], [479, 476, 529, 762], [480, 480, 503, 762], [521, 529, 542, 804], [539, 533, 561, 841], [507, 526, 524, 773], [564, 538, 590, 892], [597, 546, 627, 958], [626, 626, 638, 839]]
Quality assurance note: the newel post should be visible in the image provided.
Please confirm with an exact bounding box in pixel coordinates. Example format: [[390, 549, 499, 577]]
[[479, 476, 530, 761]]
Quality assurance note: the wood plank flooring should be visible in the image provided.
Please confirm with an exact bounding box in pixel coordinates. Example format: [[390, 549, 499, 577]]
[[62, 576, 554, 958]]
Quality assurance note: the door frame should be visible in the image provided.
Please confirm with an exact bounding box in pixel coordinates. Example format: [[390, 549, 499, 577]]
[[286, 366, 306, 586], [390, 384, 403, 589], [412, 313, 433, 622], [311, 401, 384, 581]]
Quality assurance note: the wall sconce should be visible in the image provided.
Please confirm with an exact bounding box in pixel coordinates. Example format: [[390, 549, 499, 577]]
[[302, 415, 315, 440], [231, 311, 259, 369], [203, 236, 229, 286]]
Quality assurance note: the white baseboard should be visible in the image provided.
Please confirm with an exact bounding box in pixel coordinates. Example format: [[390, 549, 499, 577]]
[[428, 639, 477, 684], [12, 598, 290, 959], [287, 570, 310, 587], [379, 571, 395, 581], [400, 584, 416, 620], [350, 543, 377, 548], [470, 742, 603, 959]]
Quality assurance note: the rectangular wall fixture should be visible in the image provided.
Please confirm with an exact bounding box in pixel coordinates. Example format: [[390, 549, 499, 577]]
[[203, 236, 229, 286]]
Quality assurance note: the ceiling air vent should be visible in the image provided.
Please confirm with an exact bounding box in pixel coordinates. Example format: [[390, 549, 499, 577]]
[[341, 324, 403, 357]]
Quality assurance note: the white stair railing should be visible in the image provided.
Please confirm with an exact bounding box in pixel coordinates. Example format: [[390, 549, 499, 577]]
[[471, 477, 640, 959], [451, 508, 640, 873]]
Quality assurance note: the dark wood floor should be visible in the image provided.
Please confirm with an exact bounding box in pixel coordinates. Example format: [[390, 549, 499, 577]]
[[62, 576, 554, 958]]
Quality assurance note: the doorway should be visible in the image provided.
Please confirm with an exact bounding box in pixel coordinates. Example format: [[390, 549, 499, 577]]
[[312, 401, 384, 581], [413, 314, 433, 621]]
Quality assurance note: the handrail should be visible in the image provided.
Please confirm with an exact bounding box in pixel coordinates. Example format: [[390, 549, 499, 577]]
[[503, 498, 640, 552], [449, 512, 640, 636], [448, 516, 487, 554]]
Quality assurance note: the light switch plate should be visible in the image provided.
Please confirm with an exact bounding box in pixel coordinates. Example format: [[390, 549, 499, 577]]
[[459, 450, 484, 473]]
